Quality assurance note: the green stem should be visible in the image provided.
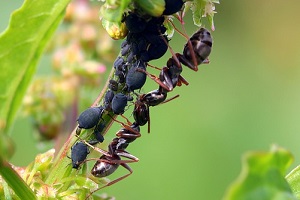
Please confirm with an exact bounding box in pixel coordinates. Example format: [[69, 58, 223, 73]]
[[45, 66, 118, 185], [0, 159, 36, 200]]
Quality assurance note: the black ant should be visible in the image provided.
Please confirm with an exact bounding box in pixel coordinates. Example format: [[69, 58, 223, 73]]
[[133, 89, 179, 133], [76, 122, 141, 198]]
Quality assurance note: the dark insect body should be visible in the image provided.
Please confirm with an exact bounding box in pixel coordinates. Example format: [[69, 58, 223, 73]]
[[126, 61, 147, 92], [77, 106, 104, 129], [111, 93, 128, 115], [163, 0, 184, 15], [103, 90, 114, 111], [79, 123, 141, 197], [70, 140, 98, 169], [73, 4, 214, 196], [178, 28, 213, 71]]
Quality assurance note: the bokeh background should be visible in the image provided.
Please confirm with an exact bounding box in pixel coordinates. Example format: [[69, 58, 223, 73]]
[[2, 1, 300, 200]]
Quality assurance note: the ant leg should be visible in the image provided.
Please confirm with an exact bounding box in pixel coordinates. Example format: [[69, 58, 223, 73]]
[[168, 17, 199, 71], [136, 68, 173, 92], [161, 94, 180, 105], [115, 150, 139, 163], [147, 63, 162, 71], [110, 116, 141, 136], [147, 107, 150, 134], [120, 114, 132, 126], [75, 135, 111, 157], [178, 75, 189, 86], [116, 130, 141, 138], [86, 163, 133, 199]]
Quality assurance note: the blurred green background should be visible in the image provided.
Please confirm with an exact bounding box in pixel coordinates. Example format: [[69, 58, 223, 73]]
[[2, 1, 300, 200]]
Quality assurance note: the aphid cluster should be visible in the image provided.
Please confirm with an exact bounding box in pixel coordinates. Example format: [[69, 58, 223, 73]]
[[71, 1, 213, 196]]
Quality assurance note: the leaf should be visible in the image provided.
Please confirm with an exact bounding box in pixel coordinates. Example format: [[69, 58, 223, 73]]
[[134, 0, 165, 17], [0, 160, 36, 200], [0, 0, 71, 134], [189, 0, 219, 31], [99, 0, 132, 23], [286, 165, 300, 198], [223, 145, 297, 200]]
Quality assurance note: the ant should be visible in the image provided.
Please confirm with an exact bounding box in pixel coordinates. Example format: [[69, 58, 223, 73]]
[[133, 90, 179, 133], [75, 122, 141, 199]]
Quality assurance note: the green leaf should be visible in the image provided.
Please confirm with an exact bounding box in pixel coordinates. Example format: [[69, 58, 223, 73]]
[[100, 0, 131, 23], [190, 0, 219, 31], [286, 165, 300, 198], [134, 0, 165, 17], [223, 145, 297, 200], [0, 160, 36, 200], [0, 0, 71, 134]]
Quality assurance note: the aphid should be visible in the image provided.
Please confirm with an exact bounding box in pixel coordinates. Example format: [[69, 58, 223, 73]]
[[124, 12, 147, 33], [126, 61, 147, 92], [108, 80, 118, 92], [77, 106, 104, 129], [103, 90, 115, 111], [70, 140, 98, 169], [120, 41, 131, 56], [93, 121, 105, 143], [163, 0, 184, 15], [144, 16, 166, 35], [142, 34, 169, 62], [111, 93, 128, 115]]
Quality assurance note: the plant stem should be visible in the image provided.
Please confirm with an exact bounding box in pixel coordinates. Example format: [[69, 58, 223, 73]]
[[45, 66, 118, 185]]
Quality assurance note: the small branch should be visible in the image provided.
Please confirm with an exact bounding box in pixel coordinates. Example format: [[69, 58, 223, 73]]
[[45, 66, 118, 185]]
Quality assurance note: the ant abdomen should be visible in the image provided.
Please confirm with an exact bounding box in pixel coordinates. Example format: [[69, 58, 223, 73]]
[[91, 155, 120, 177]]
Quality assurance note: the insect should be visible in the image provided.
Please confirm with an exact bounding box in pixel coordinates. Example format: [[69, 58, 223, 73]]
[[103, 89, 115, 111], [133, 90, 179, 133], [78, 123, 141, 198], [124, 12, 147, 33], [77, 106, 105, 131], [125, 12, 168, 62], [70, 140, 99, 169], [111, 93, 129, 115], [108, 79, 118, 91], [125, 60, 147, 92], [178, 28, 213, 71], [163, 0, 184, 15], [93, 121, 105, 143]]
